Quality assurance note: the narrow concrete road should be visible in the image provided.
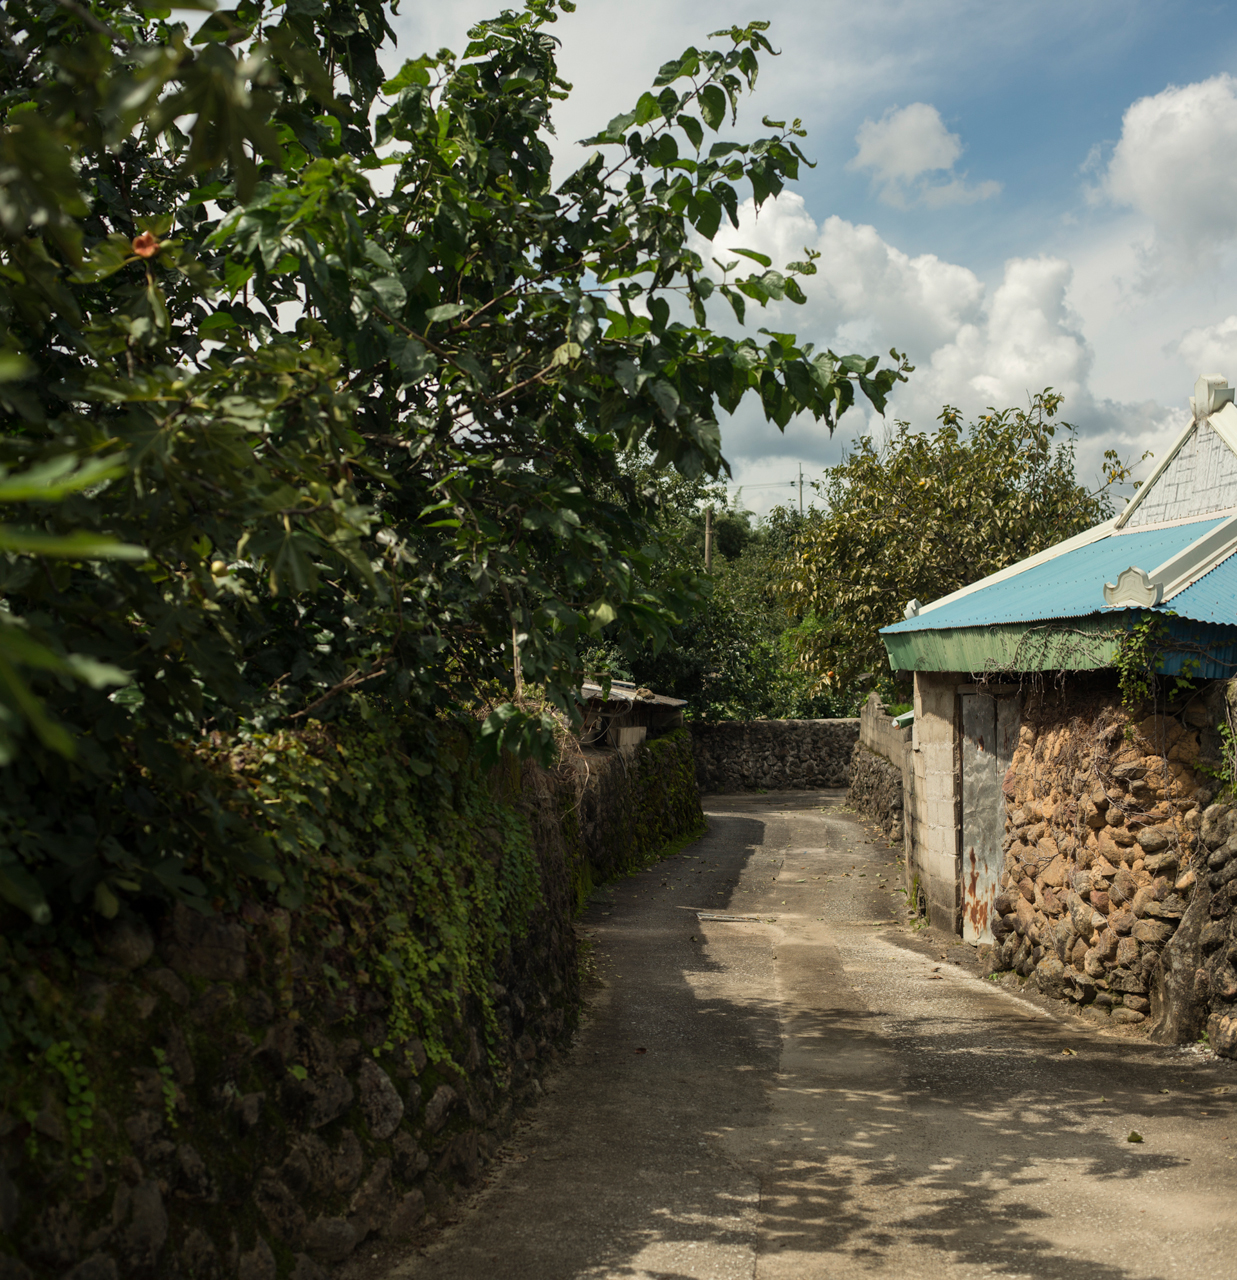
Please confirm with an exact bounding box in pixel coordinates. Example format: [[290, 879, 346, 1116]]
[[392, 792, 1237, 1280]]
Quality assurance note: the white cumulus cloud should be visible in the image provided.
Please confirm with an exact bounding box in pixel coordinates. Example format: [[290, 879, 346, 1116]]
[[848, 103, 1001, 208], [1176, 315, 1237, 375], [705, 194, 1178, 513], [713, 193, 1087, 421], [1103, 74, 1237, 275]]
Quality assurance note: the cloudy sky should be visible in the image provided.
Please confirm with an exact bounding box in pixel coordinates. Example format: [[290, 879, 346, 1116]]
[[389, 0, 1237, 514]]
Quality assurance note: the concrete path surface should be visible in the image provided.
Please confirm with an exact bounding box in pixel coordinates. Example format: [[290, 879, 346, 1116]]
[[390, 791, 1237, 1280]]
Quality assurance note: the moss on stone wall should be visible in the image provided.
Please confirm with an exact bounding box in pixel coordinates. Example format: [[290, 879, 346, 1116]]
[[562, 729, 705, 908], [0, 719, 704, 1279]]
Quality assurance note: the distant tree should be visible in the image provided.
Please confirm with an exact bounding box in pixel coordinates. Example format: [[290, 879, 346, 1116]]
[[776, 391, 1143, 689], [588, 487, 859, 720]]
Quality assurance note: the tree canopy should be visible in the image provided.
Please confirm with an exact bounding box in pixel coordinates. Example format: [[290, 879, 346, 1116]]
[[0, 0, 905, 923], [777, 392, 1139, 689]]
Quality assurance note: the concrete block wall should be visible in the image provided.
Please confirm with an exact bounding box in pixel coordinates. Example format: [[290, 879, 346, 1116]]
[[858, 692, 912, 762], [909, 671, 964, 932]]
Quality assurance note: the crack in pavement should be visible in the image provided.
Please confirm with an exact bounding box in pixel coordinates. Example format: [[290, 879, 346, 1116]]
[[387, 790, 1237, 1280]]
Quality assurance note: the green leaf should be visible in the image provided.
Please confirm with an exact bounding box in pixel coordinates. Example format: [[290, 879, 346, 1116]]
[[634, 92, 661, 125], [650, 380, 680, 423], [394, 337, 437, 386], [0, 862, 51, 925], [699, 85, 726, 131], [729, 247, 771, 268], [0, 529, 149, 560], [0, 352, 32, 382], [425, 303, 468, 324], [93, 881, 120, 919], [679, 114, 704, 151]]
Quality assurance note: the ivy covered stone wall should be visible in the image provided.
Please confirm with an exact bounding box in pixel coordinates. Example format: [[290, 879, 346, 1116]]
[[983, 680, 1237, 1051], [0, 725, 703, 1280]]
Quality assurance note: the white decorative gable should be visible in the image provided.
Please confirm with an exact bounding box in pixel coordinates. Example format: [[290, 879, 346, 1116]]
[[1124, 419, 1237, 527], [1121, 374, 1237, 529]]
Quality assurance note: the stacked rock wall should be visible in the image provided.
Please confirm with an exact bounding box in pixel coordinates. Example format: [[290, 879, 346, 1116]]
[[848, 695, 912, 841], [688, 719, 858, 793], [985, 681, 1230, 1037], [0, 731, 704, 1280], [849, 745, 905, 841]]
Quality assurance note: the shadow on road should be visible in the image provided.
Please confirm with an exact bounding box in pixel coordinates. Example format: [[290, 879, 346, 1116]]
[[401, 804, 1233, 1280]]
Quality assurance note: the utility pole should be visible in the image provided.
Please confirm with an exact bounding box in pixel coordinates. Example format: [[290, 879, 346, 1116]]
[[704, 505, 713, 572], [798, 463, 804, 516]]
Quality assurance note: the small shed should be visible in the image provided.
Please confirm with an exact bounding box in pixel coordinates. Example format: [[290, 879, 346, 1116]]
[[578, 679, 686, 749], [879, 374, 1237, 943]]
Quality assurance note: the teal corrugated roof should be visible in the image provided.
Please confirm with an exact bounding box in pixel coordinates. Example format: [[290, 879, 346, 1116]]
[[882, 516, 1227, 634], [1169, 549, 1237, 624]]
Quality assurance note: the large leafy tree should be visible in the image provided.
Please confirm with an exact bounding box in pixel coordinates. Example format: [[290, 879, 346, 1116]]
[[778, 392, 1141, 689], [0, 0, 905, 922]]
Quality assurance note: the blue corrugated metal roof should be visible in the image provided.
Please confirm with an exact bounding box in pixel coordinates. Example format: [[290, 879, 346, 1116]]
[[1168, 546, 1237, 624], [882, 516, 1228, 634]]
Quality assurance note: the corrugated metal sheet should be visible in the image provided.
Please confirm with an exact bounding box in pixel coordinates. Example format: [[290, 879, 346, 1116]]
[[883, 619, 1121, 672], [883, 613, 1237, 678], [882, 516, 1226, 635], [1166, 549, 1237, 623]]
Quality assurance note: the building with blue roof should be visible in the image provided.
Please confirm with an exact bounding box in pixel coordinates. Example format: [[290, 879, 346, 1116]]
[[875, 375, 1237, 971]]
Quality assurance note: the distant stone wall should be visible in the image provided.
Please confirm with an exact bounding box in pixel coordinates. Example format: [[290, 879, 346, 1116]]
[[858, 692, 912, 764], [688, 720, 858, 793]]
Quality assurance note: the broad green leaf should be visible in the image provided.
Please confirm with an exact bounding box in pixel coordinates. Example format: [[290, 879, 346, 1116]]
[[425, 303, 468, 324], [0, 528, 149, 559], [699, 85, 726, 131], [0, 861, 51, 925], [394, 337, 437, 386], [0, 352, 32, 382]]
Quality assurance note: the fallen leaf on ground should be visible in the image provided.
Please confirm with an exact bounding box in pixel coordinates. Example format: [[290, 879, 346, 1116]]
[[1127, 1131, 1143, 1143]]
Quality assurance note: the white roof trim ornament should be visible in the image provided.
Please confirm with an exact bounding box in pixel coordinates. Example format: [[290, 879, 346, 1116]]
[[904, 599, 921, 619], [1102, 509, 1237, 610], [1157, 509, 1237, 599], [1117, 374, 1237, 530], [1103, 567, 1162, 608], [1190, 372, 1236, 420]]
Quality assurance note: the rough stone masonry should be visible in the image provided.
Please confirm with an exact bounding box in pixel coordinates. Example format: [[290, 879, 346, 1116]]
[[688, 719, 858, 793], [984, 683, 1237, 1050]]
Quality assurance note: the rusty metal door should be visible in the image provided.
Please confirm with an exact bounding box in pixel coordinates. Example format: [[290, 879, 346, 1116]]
[[961, 692, 1020, 942]]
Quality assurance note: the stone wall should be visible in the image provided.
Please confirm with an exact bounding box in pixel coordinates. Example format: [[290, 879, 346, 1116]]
[[688, 719, 858, 793], [983, 680, 1237, 1042], [858, 692, 912, 765], [0, 731, 703, 1280], [849, 745, 906, 842], [849, 695, 912, 842]]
